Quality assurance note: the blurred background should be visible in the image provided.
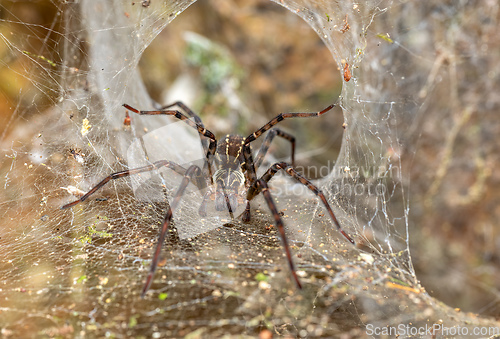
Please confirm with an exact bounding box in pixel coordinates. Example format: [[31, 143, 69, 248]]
[[1, 0, 499, 329]]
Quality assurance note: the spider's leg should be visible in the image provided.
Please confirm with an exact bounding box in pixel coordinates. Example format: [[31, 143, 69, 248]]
[[123, 104, 217, 185], [198, 187, 213, 217], [159, 101, 205, 128], [198, 186, 234, 218], [159, 101, 209, 156], [254, 128, 296, 169], [241, 144, 256, 222], [61, 160, 197, 209], [242, 104, 335, 222], [254, 179, 302, 289], [142, 165, 202, 297], [242, 201, 251, 222], [244, 104, 335, 146], [217, 180, 234, 219], [247, 162, 355, 245]]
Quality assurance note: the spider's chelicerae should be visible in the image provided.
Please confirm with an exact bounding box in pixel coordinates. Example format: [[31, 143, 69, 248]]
[[62, 101, 355, 297]]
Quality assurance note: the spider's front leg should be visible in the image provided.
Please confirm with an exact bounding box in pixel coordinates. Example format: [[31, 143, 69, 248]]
[[123, 104, 217, 184], [198, 185, 235, 219]]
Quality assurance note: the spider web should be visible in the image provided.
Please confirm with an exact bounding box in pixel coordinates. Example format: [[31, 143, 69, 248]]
[[1, 0, 500, 337]]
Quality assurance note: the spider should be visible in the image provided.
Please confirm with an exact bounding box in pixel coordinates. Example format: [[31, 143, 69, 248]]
[[62, 101, 355, 297]]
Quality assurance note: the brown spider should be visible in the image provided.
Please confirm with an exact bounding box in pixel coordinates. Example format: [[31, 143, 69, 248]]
[[62, 101, 355, 297]]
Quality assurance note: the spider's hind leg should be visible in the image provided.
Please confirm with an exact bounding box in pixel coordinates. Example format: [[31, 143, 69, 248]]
[[142, 164, 203, 297], [248, 162, 355, 245], [254, 179, 302, 289], [61, 160, 190, 209]]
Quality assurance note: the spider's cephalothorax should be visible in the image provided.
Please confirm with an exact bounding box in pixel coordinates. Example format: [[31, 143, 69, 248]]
[[62, 101, 355, 297], [212, 135, 247, 212]]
